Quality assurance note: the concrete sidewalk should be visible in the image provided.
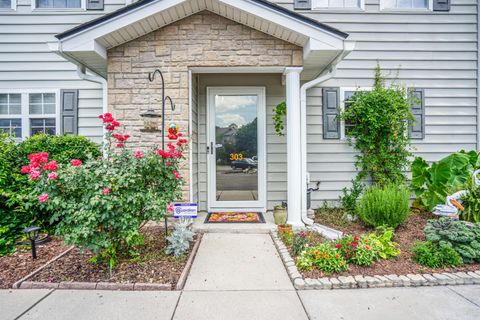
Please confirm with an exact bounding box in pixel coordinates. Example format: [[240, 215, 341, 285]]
[[2, 233, 480, 320]]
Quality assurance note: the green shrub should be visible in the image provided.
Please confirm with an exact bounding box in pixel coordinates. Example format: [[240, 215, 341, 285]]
[[296, 243, 348, 274], [411, 150, 479, 211], [340, 179, 364, 215], [335, 234, 380, 266], [412, 241, 463, 268], [357, 184, 410, 228], [292, 231, 308, 256], [424, 218, 480, 263], [367, 226, 401, 260]]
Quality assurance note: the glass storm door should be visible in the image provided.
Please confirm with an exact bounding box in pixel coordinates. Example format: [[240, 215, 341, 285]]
[[207, 87, 266, 211]]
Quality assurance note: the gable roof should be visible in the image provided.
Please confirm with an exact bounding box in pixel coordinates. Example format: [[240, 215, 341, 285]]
[[50, 0, 354, 79], [56, 0, 348, 40]]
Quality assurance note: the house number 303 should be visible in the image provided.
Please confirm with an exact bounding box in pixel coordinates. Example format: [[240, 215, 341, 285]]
[[230, 153, 244, 161]]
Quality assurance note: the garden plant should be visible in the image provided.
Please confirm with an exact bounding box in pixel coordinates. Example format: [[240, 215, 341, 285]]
[[25, 113, 187, 271]]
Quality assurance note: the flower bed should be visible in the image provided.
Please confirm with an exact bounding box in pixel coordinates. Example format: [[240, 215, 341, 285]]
[[274, 209, 480, 289], [0, 237, 69, 289], [18, 227, 197, 290]]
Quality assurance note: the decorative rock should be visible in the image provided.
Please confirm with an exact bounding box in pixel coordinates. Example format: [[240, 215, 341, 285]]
[[466, 272, 480, 284], [399, 275, 411, 287], [421, 274, 438, 286], [338, 276, 356, 289], [407, 274, 427, 287], [385, 274, 403, 287], [287, 265, 297, 275], [290, 271, 302, 280], [443, 273, 464, 285], [285, 261, 295, 268], [432, 273, 452, 285], [134, 283, 171, 291], [364, 276, 382, 288], [453, 272, 473, 285], [305, 278, 320, 289], [318, 277, 332, 289], [354, 275, 368, 288], [294, 278, 306, 290], [58, 282, 97, 290], [330, 278, 341, 289], [96, 282, 134, 291], [375, 275, 393, 287]]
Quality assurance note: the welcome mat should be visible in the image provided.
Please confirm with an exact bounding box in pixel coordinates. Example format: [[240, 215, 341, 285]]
[[205, 212, 265, 224]]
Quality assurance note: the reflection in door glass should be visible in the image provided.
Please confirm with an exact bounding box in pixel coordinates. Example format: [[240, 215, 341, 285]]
[[215, 95, 258, 202]]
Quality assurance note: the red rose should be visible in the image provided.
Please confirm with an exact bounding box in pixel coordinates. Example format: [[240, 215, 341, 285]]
[[21, 165, 31, 174], [43, 160, 58, 171], [134, 151, 144, 159], [335, 244, 342, 249], [70, 159, 82, 167]]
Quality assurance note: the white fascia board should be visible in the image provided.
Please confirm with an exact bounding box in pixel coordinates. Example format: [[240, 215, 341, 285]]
[[219, 0, 345, 44], [63, 40, 107, 60]]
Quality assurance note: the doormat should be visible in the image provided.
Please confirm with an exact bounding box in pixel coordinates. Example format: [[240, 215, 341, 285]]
[[205, 212, 265, 224]]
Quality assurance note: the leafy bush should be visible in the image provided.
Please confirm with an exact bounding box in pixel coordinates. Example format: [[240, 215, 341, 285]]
[[356, 184, 410, 228], [273, 101, 286, 136], [424, 218, 480, 263], [412, 150, 479, 211], [166, 220, 194, 258], [412, 241, 463, 268], [296, 243, 348, 274], [340, 65, 413, 187], [292, 231, 308, 256], [461, 174, 480, 223], [31, 113, 187, 269], [367, 226, 401, 260], [340, 179, 364, 215]]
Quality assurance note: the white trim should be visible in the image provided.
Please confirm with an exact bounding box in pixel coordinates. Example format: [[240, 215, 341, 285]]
[[379, 0, 432, 11], [206, 86, 267, 212], [0, 0, 17, 10], [188, 69, 194, 203], [339, 87, 372, 140], [31, 0, 86, 11], [0, 89, 60, 140], [312, 0, 365, 11]]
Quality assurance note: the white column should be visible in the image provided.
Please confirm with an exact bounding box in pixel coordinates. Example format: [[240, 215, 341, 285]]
[[284, 67, 304, 228]]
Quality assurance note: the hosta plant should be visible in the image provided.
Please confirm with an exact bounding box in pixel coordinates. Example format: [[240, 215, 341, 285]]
[[27, 113, 187, 271]]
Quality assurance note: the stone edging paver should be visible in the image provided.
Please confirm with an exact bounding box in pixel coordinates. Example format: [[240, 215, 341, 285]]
[[14, 235, 203, 291], [270, 231, 480, 290]]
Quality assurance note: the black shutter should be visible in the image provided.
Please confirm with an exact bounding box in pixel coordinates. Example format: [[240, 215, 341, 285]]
[[322, 88, 340, 139], [409, 89, 425, 140], [60, 89, 78, 135], [294, 0, 311, 10], [86, 0, 104, 10], [433, 0, 450, 11]]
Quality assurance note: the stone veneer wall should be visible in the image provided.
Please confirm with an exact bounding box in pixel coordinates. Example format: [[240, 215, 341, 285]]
[[107, 10, 303, 200]]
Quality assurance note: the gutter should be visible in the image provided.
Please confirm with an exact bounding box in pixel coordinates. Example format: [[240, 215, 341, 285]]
[[299, 43, 355, 226]]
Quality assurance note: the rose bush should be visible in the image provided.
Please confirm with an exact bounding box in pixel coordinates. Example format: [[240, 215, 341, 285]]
[[26, 113, 187, 270]]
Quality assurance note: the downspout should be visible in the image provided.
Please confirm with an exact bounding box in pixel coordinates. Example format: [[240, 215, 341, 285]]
[[300, 47, 354, 226]]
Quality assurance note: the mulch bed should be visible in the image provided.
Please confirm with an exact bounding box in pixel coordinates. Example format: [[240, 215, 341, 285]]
[[30, 227, 192, 288], [295, 209, 480, 278], [0, 237, 69, 289]]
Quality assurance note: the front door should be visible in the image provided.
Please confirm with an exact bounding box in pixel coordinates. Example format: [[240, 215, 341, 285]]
[[207, 87, 266, 212]]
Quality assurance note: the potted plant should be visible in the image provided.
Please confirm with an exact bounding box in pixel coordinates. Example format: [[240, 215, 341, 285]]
[[273, 203, 287, 225], [277, 224, 292, 235]]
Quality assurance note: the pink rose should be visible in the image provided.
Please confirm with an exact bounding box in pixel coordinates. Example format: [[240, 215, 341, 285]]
[[102, 188, 111, 195], [38, 194, 49, 203], [29, 169, 41, 181], [43, 160, 58, 171], [167, 204, 174, 212], [21, 165, 31, 174], [134, 151, 144, 159], [173, 170, 181, 180], [70, 159, 82, 167], [47, 172, 58, 180]]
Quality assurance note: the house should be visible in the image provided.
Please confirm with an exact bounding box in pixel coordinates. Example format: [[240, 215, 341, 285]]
[[0, 0, 478, 227]]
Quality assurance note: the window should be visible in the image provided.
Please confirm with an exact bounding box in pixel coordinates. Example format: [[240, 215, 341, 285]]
[[381, 0, 430, 10], [0, 91, 58, 140], [313, 0, 363, 9], [0, 0, 15, 9], [35, 0, 82, 9]]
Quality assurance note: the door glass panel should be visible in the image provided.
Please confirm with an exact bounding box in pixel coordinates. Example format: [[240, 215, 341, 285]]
[[214, 95, 258, 202]]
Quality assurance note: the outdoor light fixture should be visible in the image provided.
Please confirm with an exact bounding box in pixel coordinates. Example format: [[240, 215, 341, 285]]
[[23, 226, 41, 260], [140, 108, 162, 133]]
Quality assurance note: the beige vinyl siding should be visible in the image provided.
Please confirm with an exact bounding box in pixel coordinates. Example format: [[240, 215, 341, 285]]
[[195, 74, 287, 211], [0, 0, 127, 143], [272, 0, 478, 207]]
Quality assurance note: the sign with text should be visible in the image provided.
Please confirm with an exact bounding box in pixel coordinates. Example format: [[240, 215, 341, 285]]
[[174, 203, 198, 219]]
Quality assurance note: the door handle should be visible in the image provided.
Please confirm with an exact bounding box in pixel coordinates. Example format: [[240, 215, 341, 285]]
[[207, 142, 213, 155]]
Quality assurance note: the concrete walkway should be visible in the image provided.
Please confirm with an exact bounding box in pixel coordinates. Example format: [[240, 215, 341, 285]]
[[2, 233, 480, 320]]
